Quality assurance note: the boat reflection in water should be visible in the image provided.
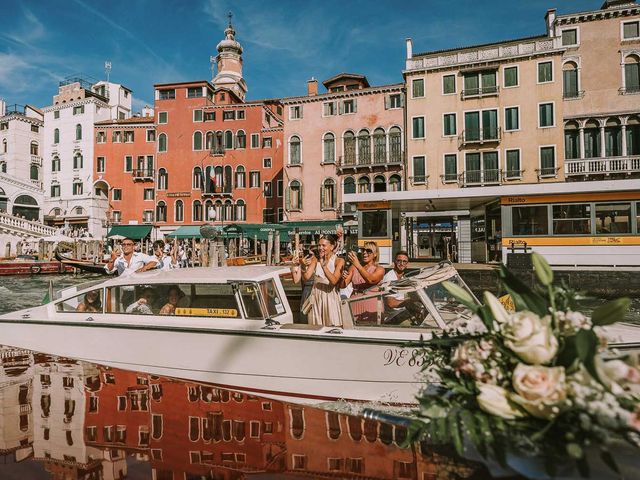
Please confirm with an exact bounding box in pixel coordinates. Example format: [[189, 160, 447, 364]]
[[0, 345, 480, 480]]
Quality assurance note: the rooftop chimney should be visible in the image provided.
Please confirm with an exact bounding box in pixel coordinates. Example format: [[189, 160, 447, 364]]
[[601, 0, 636, 9], [405, 38, 413, 60], [307, 77, 318, 96], [545, 9, 557, 37]]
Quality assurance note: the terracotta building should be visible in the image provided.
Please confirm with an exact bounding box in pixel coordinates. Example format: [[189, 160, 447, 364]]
[[151, 21, 284, 239], [93, 115, 156, 230]]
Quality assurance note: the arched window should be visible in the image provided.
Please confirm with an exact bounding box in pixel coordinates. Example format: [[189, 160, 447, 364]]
[[30, 141, 39, 156], [343, 131, 356, 165], [30, 165, 39, 181], [584, 119, 600, 158], [75, 124, 82, 141], [158, 168, 168, 190], [235, 166, 246, 188], [323, 133, 335, 164], [236, 130, 246, 149], [357, 129, 371, 165], [156, 201, 167, 222], [374, 175, 386, 193], [52, 156, 60, 172], [224, 200, 234, 221], [224, 130, 233, 149], [605, 118, 622, 157], [286, 180, 302, 210], [373, 128, 386, 163], [562, 61, 579, 98], [205, 131, 214, 150], [204, 200, 214, 221], [214, 131, 224, 153], [214, 200, 223, 221], [389, 127, 402, 162], [2, 139, 6, 153], [624, 54, 640, 93], [358, 176, 371, 194], [627, 115, 640, 156], [389, 174, 402, 192], [193, 131, 203, 150], [214, 166, 223, 192], [54, 128, 60, 144], [193, 200, 203, 221], [193, 167, 202, 189], [13, 194, 39, 221], [73, 206, 85, 216], [175, 200, 184, 222], [236, 199, 246, 221], [289, 136, 301, 165], [343, 176, 355, 194], [224, 166, 233, 194], [321, 178, 336, 210], [73, 153, 83, 169], [158, 133, 167, 152], [564, 120, 580, 160], [0, 162, 5, 174]]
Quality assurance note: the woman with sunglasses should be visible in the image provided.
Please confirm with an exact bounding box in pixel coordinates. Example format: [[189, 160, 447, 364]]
[[302, 235, 345, 326], [340, 241, 385, 324]]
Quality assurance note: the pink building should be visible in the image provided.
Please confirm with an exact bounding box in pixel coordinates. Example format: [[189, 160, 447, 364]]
[[281, 74, 405, 224]]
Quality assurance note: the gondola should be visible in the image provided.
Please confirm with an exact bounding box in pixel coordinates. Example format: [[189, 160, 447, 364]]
[[54, 250, 110, 275]]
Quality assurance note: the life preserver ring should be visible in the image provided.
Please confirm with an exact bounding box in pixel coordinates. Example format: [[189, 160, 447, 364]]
[[30, 265, 41, 274]]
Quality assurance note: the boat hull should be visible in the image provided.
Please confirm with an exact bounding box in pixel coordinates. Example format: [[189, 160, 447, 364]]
[[0, 318, 426, 405], [0, 261, 72, 275]]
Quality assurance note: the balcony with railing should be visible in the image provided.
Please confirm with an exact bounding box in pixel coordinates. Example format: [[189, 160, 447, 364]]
[[461, 85, 499, 100], [618, 85, 640, 96], [565, 156, 640, 177], [132, 169, 155, 181], [535, 166, 560, 179], [440, 173, 459, 184], [337, 150, 404, 172], [210, 146, 225, 156], [458, 128, 501, 147], [30, 155, 42, 166], [460, 169, 502, 187], [202, 183, 233, 197], [563, 90, 585, 100], [409, 175, 430, 187]]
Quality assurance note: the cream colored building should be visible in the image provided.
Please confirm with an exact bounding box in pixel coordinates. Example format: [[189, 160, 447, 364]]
[[345, 0, 640, 267]]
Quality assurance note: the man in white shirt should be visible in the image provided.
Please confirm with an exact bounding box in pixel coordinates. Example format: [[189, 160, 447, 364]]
[[106, 238, 158, 277], [152, 240, 178, 271], [383, 250, 410, 310]]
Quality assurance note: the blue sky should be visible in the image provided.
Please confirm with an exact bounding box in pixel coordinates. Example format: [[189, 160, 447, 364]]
[[1, 0, 605, 110]]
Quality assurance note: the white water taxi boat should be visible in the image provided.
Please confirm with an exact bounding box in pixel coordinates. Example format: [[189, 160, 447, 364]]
[[0, 263, 638, 405]]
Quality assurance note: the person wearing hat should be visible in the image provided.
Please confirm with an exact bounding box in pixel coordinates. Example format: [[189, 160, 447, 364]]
[[152, 240, 178, 271]]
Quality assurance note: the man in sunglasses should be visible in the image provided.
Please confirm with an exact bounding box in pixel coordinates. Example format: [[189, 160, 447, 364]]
[[106, 237, 158, 277], [383, 250, 410, 310]]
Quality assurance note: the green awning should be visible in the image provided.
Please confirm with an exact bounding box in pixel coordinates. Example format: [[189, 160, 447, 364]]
[[223, 223, 284, 240], [166, 225, 204, 239], [107, 225, 152, 239]]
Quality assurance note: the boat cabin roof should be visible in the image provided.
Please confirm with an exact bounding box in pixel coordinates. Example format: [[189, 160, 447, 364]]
[[100, 266, 291, 288]]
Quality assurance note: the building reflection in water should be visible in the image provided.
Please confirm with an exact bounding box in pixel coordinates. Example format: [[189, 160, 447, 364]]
[[0, 346, 479, 479]]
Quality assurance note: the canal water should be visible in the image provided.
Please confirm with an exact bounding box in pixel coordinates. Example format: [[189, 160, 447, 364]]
[[0, 273, 637, 479]]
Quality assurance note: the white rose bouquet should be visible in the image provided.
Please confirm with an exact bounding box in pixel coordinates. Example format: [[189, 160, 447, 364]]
[[404, 253, 639, 478]]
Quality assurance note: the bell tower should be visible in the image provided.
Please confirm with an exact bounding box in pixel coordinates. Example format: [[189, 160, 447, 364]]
[[211, 13, 248, 101]]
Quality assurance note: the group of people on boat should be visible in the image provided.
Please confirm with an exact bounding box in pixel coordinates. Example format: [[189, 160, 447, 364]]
[[290, 235, 411, 327]]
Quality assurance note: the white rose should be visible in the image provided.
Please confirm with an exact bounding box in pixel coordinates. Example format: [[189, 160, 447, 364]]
[[502, 311, 558, 364], [597, 358, 640, 395], [476, 383, 525, 420], [511, 363, 567, 419]]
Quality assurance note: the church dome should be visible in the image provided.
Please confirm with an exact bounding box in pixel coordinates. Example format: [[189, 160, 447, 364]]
[[217, 25, 243, 54]]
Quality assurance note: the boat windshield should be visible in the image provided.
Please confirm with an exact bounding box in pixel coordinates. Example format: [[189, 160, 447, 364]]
[[346, 274, 477, 329], [421, 274, 476, 325]]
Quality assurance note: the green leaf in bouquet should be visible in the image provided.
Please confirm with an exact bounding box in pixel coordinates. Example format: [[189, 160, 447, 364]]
[[498, 265, 549, 317], [419, 401, 447, 419], [532, 252, 554, 286], [442, 281, 479, 312], [555, 336, 578, 369], [459, 410, 481, 456], [600, 449, 620, 474], [448, 411, 464, 457], [474, 412, 492, 458], [576, 329, 600, 381], [490, 418, 509, 468], [591, 298, 631, 326]]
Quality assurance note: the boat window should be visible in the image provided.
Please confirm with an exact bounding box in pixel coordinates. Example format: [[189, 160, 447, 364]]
[[260, 280, 285, 317], [237, 283, 264, 320], [106, 283, 241, 318], [422, 275, 475, 325], [347, 290, 438, 328], [55, 289, 103, 313]]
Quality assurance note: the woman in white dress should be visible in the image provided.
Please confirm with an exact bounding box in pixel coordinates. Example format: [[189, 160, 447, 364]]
[[302, 235, 345, 327]]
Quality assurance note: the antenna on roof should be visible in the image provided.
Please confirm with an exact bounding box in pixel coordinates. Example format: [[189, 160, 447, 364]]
[[104, 61, 112, 82]]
